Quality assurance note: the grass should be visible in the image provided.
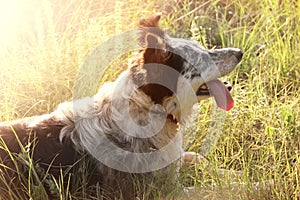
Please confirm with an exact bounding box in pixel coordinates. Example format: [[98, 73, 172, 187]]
[[0, 0, 299, 199]]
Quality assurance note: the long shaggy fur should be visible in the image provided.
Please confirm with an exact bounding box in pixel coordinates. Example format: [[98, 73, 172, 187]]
[[0, 14, 242, 199]]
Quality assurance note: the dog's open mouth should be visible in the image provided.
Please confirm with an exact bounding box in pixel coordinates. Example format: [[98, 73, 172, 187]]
[[196, 80, 234, 111]]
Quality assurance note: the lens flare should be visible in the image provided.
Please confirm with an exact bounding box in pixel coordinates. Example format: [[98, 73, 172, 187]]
[[0, 0, 31, 47]]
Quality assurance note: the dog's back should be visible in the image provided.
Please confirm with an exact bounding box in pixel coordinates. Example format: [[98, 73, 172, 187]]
[[0, 115, 81, 197], [0, 114, 76, 167]]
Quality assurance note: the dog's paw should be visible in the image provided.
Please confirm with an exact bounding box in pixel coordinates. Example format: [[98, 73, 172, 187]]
[[182, 151, 207, 164]]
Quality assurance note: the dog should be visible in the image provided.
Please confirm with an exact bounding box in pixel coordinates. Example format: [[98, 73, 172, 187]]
[[0, 15, 242, 199]]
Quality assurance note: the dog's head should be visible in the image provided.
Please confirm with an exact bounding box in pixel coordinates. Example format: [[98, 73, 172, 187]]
[[131, 15, 243, 121]]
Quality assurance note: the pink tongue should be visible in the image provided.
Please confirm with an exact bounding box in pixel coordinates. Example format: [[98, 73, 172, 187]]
[[206, 80, 234, 111]]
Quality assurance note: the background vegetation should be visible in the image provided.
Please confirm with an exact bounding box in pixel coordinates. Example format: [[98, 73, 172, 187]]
[[0, 0, 299, 199]]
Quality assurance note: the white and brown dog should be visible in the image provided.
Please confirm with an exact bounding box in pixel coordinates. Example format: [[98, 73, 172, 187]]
[[0, 15, 242, 199]]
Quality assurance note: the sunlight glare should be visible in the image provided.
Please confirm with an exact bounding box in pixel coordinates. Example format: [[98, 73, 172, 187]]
[[0, 0, 30, 47]]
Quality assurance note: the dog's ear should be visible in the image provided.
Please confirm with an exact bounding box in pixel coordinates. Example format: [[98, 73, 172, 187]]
[[138, 14, 164, 48], [138, 15, 170, 64], [139, 14, 161, 28], [132, 15, 181, 104]]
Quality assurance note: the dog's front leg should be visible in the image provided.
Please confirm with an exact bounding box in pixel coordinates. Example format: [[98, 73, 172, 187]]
[[182, 151, 207, 164]]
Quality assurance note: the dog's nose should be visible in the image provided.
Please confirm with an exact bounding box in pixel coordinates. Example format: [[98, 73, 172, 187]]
[[234, 49, 243, 62]]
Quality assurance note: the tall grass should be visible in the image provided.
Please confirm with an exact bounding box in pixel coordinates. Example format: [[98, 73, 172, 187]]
[[0, 0, 299, 199]]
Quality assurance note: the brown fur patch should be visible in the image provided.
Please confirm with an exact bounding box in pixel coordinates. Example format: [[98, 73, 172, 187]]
[[132, 14, 184, 104]]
